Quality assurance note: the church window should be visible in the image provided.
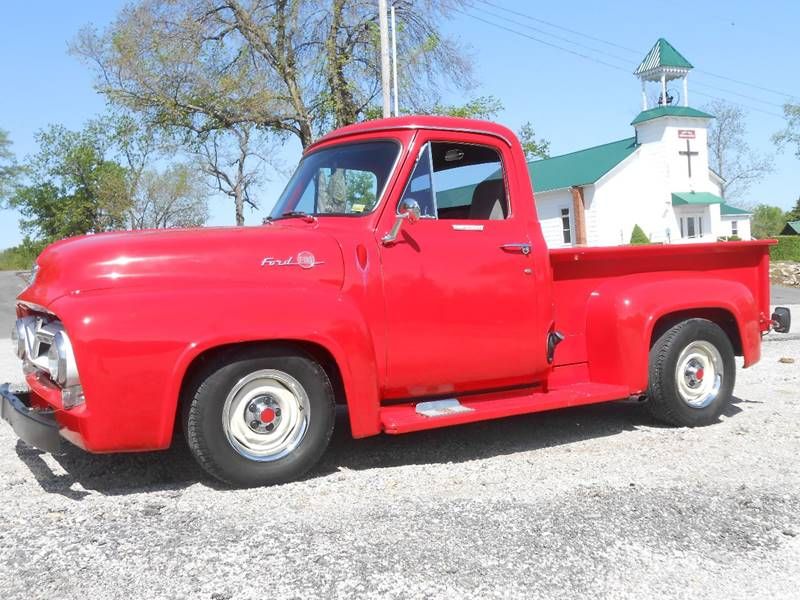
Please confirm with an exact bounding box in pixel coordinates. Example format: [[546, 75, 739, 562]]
[[731, 221, 738, 236], [686, 217, 696, 238], [561, 208, 572, 244]]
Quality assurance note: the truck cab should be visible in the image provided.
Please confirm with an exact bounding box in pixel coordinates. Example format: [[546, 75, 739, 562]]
[[2, 116, 791, 487]]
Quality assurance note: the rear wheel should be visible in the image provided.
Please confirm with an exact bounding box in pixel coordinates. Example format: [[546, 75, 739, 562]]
[[183, 346, 335, 487], [647, 319, 735, 427]]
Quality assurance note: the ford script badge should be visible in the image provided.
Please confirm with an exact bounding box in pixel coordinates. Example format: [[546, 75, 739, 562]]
[[261, 251, 324, 269]]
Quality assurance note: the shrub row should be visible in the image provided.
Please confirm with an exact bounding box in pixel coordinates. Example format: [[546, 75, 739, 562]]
[[770, 236, 800, 262]]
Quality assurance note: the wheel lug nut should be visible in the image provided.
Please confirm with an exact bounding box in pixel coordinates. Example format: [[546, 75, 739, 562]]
[[266, 423, 275, 432], [275, 408, 281, 416], [248, 405, 258, 413], [250, 420, 260, 428]]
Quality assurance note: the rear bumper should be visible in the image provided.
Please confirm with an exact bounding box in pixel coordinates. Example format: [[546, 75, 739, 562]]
[[0, 383, 62, 453]]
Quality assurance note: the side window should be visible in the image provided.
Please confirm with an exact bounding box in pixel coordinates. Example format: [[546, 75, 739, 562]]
[[397, 141, 508, 221], [397, 144, 437, 217], [432, 142, 507, 220]]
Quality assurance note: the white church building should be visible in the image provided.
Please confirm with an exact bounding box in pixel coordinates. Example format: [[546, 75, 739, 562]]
[[530, 38, 752, 248]]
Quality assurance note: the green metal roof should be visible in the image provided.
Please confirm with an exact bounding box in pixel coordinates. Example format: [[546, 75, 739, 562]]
[[528, 137, 638, 193], [720, 203, 751, 216], [635, 38, 693, 74], [782, 221, 800, 235], [436, 137, 639, 207], [631, 106, 714, 125], [671, 192, 724, 206]]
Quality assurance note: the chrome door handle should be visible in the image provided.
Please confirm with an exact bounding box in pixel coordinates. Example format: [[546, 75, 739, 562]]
[[500, 243, 531, 255]]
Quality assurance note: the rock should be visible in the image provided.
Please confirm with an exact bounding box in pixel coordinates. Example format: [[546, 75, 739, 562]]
[[770, 261, 800, 287], [778, 357, 796, 364]]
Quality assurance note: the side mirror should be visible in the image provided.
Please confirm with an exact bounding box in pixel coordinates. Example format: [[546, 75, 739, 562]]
[[382, 199, 421, 245]]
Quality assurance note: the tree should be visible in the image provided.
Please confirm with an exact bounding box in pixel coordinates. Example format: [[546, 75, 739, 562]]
[[774, 102, 800, 158], [750, 204, 786, 239], [73, 0, 476, 224], [784, 196, 800, 223], [630, 224, 650, 245], [129, 164, 209, 229], [0, 129, 22, 205], [10, 124, 131, 242], [518, 121, 550, 161], [704, 100, 772, 200], [413, 95, 550, 161]]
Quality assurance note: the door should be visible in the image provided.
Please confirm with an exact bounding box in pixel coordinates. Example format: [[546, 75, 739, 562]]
[[378, 136, 549, 399]]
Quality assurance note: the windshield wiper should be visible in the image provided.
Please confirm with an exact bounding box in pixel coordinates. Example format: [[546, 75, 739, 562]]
[[277, 210, 318, 223]]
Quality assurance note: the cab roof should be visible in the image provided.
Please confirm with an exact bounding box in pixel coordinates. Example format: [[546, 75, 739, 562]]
[[308, 116, 517, 151]]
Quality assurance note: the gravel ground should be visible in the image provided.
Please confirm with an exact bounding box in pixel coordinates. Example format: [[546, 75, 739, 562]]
[[0, 323, 798, 599]]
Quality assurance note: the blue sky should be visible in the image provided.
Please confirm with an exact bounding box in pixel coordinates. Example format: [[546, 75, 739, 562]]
[[1, 1, 798, 248]]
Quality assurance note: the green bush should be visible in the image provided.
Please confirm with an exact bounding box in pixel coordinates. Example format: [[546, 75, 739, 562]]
[[0, 239, 45, 271], [770, 236, 800, 262], [630, 224, 650, 245], [717, 235, 742, 242]]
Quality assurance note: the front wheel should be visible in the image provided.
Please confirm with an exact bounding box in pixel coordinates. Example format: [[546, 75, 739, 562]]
[[647, 319, 735, 427], [182, 346, 335, 487]]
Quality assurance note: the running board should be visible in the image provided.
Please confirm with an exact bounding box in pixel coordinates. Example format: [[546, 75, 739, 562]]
[[379, 382, 630, 434]]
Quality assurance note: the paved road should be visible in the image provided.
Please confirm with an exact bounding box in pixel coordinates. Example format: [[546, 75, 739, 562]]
[[772, 284, 800, 305], [0, 271, 26, 332], [1, 332, 799, 598]]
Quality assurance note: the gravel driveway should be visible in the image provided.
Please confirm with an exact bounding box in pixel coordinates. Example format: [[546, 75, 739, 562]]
[[0, 331, 798, 599]]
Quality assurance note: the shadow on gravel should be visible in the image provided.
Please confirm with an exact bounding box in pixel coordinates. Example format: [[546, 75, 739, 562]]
[[15, 395, 746, 497]]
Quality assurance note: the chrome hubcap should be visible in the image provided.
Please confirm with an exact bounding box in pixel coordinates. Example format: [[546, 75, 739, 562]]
[[222, 369, 309, 461], [675, 341, 723, 408]]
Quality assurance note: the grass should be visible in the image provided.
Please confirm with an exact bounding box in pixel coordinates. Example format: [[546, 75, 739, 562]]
[[0, 243, 44, 271]]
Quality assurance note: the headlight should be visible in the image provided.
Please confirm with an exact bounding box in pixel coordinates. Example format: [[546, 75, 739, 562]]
[[11, 320, 26, 359], [47, 330, 79, 387]]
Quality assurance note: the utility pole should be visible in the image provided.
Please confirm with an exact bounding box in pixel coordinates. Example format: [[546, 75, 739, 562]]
[[378, 0, 391, 118], [390, 3, 399, 117]]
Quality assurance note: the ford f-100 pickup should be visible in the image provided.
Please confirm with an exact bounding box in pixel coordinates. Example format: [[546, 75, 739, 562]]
[[1, 116, 792, 486]]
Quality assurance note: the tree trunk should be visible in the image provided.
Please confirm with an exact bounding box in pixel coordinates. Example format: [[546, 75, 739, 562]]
[[234, 188, 245, 226]]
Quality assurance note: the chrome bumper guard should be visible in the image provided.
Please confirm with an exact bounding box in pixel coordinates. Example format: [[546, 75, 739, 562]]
[[0, 383, 62, 453]]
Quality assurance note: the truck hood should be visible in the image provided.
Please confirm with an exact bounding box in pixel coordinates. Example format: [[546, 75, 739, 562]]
[[20, 224, 345, 308]]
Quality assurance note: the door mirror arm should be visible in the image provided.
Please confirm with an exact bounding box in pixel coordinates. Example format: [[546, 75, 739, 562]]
[[382, 199, 421, 245]]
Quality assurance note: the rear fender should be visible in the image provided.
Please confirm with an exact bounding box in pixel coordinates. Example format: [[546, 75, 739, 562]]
[[585, 275, 759, 392]]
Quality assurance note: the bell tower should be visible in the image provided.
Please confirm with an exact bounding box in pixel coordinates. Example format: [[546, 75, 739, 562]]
[[635, 38, 693, 110]]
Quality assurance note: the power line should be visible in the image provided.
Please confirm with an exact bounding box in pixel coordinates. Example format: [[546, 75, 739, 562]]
[[467, 3, 634, 65], [692, 81, 787, 110], [473, 0, 640, 55], [456, 7, 787, 120], [692, 91, 784, 119], [694, 69, 797, 100], [472, 0, 799, 100], [453, 8, 631, 74]]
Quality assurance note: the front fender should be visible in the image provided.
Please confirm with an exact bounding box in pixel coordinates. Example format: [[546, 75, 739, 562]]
[[51, 283, 381, 452], [585, 274, 759, 393]]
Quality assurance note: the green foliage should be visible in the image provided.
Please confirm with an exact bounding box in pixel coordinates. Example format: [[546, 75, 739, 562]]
[[0, 129, 22, 205], [770, 236, 800, 262], [785, 197, 800, 222], [9, 123, 131, 243], [774, 103, 800, 158], [0, 238, 46, 271], [518, 121, 550, 160], [717, 235, 742, 242], [630, 224, 650, 245], [428, 96, 504, 120], [751, 204, 787, 239]]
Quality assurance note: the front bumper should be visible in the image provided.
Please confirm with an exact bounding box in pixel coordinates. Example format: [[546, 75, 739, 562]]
[[0, 383, 62, 453]]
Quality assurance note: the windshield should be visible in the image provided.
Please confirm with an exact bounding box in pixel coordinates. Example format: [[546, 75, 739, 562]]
[[270, 140, 400, 218]]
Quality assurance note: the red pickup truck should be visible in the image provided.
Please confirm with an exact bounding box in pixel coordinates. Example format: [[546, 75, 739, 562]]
[[2, 116, 792, 487]]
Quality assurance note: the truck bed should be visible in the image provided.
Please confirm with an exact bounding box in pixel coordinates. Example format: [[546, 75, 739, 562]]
[[548, 241, 773, 383]]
